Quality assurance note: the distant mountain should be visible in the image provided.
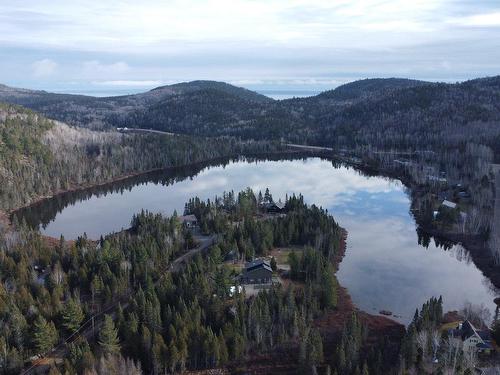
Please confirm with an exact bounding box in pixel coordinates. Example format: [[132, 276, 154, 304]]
[[154, 80, 272, 103], [1, 77, 500, 158], [314, 78, 430, 101], [0, 80, 272, 129]]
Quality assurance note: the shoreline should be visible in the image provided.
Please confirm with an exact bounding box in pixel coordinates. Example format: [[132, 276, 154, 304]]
[[352, 160, 500, 292], [5, 151, 492, 324], [424, 229, 500, 290], [5, 149, 330, 219]]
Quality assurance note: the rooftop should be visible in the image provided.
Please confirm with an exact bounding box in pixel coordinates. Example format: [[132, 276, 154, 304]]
[[245, 259, 272, 273], [442, 200, 457, 209]]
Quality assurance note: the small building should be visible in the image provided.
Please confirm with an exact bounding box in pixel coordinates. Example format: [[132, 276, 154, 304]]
[[449, 320, 493, 354], [178, 214, 198, 228], [441, 200, 457, 210], [240, 259, 273, 284]]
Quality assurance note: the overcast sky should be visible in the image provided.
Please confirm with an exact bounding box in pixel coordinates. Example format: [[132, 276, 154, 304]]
[[0, 0, 499, 95]]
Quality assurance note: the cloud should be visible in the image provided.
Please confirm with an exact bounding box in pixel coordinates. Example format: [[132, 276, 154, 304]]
[[82, 60, 129, 77], [1, 1, 500, 91], [32, 58, 57, 77], [449, 11, 500, 27], [91, 80, 163, 87]]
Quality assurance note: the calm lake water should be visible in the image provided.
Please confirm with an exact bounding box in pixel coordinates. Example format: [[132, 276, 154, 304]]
[[15, 157, 498, 323]]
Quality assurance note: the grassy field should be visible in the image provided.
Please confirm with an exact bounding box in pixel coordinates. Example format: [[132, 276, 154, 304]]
[[270, 246, 305, 266]]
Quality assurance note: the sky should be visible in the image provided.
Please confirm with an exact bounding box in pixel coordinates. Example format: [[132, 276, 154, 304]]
[[0, 0, 499, 96]]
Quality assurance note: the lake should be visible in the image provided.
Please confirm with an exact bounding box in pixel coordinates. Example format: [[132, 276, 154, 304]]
[[15, 157, 498, 323]]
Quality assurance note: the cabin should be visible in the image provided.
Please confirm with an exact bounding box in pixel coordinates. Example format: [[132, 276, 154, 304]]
[[449, 320, 493, 355], [178, 214, 198, 228], [240, 259, 273, 284]]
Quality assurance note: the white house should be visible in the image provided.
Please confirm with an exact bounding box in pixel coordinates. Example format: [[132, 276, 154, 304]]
[[449, 320, 493, 354]]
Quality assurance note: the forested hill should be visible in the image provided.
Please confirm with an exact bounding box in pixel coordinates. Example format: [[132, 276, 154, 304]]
[[0, 80, 272, 130], [1, 76, 500, 157], [287, 76, 500, 154], [0, 103, 281, 211], [313, 77, 429, 101]]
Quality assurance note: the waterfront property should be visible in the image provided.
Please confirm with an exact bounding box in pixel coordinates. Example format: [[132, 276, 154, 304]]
[[262, 201, 286, 214], [18, 158, 499, 323], [448, 320, 494, 354], [240, 259, 273, 284]]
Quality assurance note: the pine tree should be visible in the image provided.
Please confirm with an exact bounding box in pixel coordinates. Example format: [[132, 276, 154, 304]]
[[62, 297, 84, 334], [32, 316, 58, 353], [98, 315, 120, 355], [218, 334, 229, 365], [306, 329, 324, 367], [320, 265, 337, 309]]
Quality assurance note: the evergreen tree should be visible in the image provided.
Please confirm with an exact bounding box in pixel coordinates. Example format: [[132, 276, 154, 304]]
[[98, 315, 121, 355], [61, 297, 84, 334], [32, 316, 58, 353]]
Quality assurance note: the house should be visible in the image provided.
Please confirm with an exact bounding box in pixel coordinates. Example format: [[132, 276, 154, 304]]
[[178, 214, 198, 228], [441, 200, 457, 210], [240, 259, 273, 284], [265, 201, 286, 214], [449, 320, 493, 354]]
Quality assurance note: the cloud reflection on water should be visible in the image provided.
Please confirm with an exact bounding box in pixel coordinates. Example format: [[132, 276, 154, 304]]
[[39, 158, 497, 323]]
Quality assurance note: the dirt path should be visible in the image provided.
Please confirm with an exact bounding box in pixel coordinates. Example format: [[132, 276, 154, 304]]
[[285, 143, 333, 152]]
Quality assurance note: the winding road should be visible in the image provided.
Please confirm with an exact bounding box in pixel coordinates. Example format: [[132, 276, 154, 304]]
[[117, 127, 177, 136]]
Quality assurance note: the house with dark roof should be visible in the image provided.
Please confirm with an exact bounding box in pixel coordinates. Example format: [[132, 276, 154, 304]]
[[240, 259, 273, 284], [260, 200, 286, 214], [268, 201, 286, 213], [449, 320, 493, 354]]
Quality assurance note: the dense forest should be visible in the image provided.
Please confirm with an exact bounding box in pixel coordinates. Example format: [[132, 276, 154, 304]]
[[0, 189, 359, 374], [2, 77, 500, 373], [0, 103, 282, 212], [2, 77, 500, 161], [0, 187, 485, 374]]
